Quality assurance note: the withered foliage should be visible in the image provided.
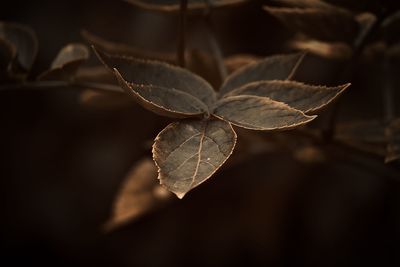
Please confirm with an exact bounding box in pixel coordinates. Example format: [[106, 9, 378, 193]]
[[1, 0, 399, 230]]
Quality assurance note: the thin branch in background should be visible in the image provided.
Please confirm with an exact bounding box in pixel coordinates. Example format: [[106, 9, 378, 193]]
[[178, 0, 188, 67], [204, 0, 227, 82], [0, 80, 123, 93]]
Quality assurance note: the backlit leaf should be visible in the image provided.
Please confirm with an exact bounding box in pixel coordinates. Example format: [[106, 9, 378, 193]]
[[213, 95, 316, 130], [153, 119, 236, 198], [225, 80, 350, 113], [123, 0, 248, 12], [219, 53, 305, 96], [94, 47, 216, 118], [0, 21, 38, 78], [38, 43, 89, 81]]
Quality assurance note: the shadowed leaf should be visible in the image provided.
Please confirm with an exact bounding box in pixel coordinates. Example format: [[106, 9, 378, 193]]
[[270, 0, 344, 10], [94, 47, 216, 118], [224, 54, 261, 74], [38, 43, 89, 81], [0, 38, 15, 80], [104, 158, 171, 231], [213, 95, 316, 130], [335, 120, 386, 157], [123, 0, 248, 12], [264, 6, 358, 42], [385, 119, 400, 163], [219, 53, 305, 96], [153, 119, 236, 198], [0, 21, 38, 79], [225, 80, 350, 113]]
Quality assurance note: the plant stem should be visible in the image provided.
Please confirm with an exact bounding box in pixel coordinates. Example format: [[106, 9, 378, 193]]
[[0, 80, 123, 93], [204, 0, 227, 81], [178, 0, 188, 67]]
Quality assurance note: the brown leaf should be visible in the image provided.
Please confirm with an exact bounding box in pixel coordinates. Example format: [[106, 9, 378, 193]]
[[385, 118, 400, 163], [38, 43, 89, 81], [104, 158, 171, 231], [264, 5, 358, 42], [0, 21, 38, 78], [123, 0, 248, 12], [225, 80, 350, 113], [153, 119, 236, 198], [213, 95, 316, 130], [94, 47, 216, 118], [219, 53, 305, 96], [289, 38, 353, 60], [83, 31, 221, 88]]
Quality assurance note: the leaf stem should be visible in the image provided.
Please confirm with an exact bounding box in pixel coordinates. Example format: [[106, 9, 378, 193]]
[[178, 0, 188, 67]]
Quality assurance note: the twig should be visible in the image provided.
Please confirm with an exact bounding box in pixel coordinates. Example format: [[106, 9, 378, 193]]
[[203, 0, 227, 81], [178, 0, 188, 67]]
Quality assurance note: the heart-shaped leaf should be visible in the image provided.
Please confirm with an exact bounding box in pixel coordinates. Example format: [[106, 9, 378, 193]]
[[213, 95, 316, 130], [38, 43, 89, 81], [264, 5, 358, 42], [219, 53, 305, 96], [153, 119, 236, 198], [123, 0, 248, 12], [94, 48, 216, 118], [225, 80, 350, 113], [0, 21, 38, 79]]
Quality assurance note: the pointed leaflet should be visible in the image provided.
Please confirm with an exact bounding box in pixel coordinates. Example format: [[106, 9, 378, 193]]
[[225, 80, 350, 113], [94, 47, 216, 118], [39, 43, 89, 81], [213, 95, 316, 130], [123, 0, 247, 12], [0, 21, 38, 78], [264, 6, 358, 43], [219, 53, 305, 96], [153, 119, 236, 198]]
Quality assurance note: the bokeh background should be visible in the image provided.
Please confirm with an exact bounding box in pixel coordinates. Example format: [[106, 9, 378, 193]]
[[1, 0, 400, 266]]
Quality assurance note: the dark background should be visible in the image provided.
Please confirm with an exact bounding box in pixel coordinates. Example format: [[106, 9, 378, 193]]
[[1, 0, 400, 266]]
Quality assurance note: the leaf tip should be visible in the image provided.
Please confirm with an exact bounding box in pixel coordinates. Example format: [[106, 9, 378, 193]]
[[175, 192, 186, 199]]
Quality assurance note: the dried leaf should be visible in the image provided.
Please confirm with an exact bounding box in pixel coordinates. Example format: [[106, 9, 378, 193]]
[[264, 6, 358, 42], [38, 43, 89, 81], [94, 48, 216, 118], [153, 119, 236, 198], [385, 119, 400, 163], [104, 158, 171, 231], [123, 0, 248, 12], [219, 53, 305, 96], [225, 80, 350, 113], [83, 31, 221, 88], [213, 95, 316, 130], [289, 38, 352, 60], [0, 21, 38, 78]]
